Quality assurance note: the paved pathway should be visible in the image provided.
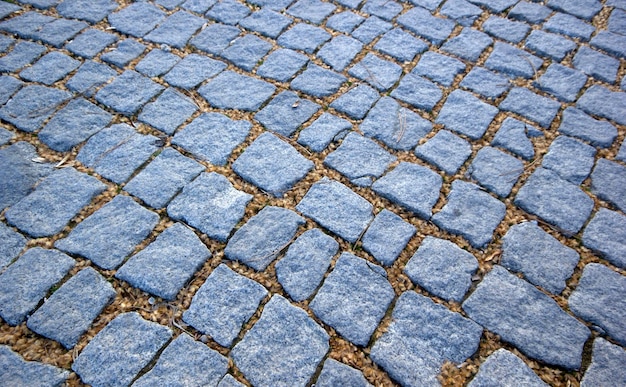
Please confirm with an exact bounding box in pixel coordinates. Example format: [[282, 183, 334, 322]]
[[0, 0, 625, 386]]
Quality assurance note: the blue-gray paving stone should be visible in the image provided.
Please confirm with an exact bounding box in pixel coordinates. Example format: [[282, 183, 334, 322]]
[[468, 146, 523, 197], [247, 0, 294, 9], [468, 349, 548, 387], [199, 71, 276, 111], [349, 53, 401, 91], [108, 2, 166, 38], [500, 87, 560, 129], [101, 39, 145, 68], [526, 30, 577, 61], [278, 23, 330, 53], [239, 8, 292, 38], [509, 1, 552, 24], [372, 162, 442, 219], [72, 312, 172, 387], [591, 30, 626, 59], [0, 345, 68, 387], [0, 223, 25, 270], [0, 142, 53, 211], [542, 136, 596, 185], [191, 23, 241, 55], [577, 85, 626, 126], [441, 27, 492, 62], [569, 263, 626, 346], [609, 8, 626, 33], [134, 334, 228, 386], [296, 178, 373, 243], [233, 132, 313, 196], [66, 61, 117, 98], [138, 88, 197, 135], [232, 295, 329, 387], [0, 11, 54, 38], [326, 11, 364, 33], [619, 140, 626, 162], [26, 267, 115, 349], [291, 64, 346, 97], [0, 2, 20, 19], [547, 0, 601, 20], [316, 359, 372, 387], [172, 112, 251, 165], [144, 11, 205, 49], [362, 209, 415, 267], [440, 0, 482, 27], [433, 180, 506, 248], [336, 0, 363, 7], [0, 128, 13, 146], [55, 195, 158, 270], [77, 124, 159, 184], [501, 221, 579, 295], [136, 49, 180, 78], [0, 41, 45, 74], [362, 0, 403, 21], [257, 48, 308, 82], [124, 147, 204, 209], [39, 97, 113, 152], [360, 96, 433, 150], [330, 84, 379, 120], [398, 6, 455, 45], [65, 28, 117, 59], [466, 0, 517, 12], [483, 15, 530, 43], [545, 13, 596, 41], [460, 66, 510, 100], [95, 71, 164, 116], [310, 252, 394, 346], [297, 113, 352, 152], [0, 248, 74, 326], [464, 266, 590, 369], [116, 222, 211, 301], [318, 35, 362, 72], [413, 51, 466, 87], [583, 208, 626, 269], [0, 75, 23, 108], [183, 264, 267, 347], [0, 35, 14, 53], [485, 42, 543, 79], [374, 28, 428, 62], [6, 168, 105, 238], [351, 16, 392, 44], [558, 107, 618, 148], [221, 34, 271, 71], [57, 0, 117, 23], [219, 374, 245, 387], [167, 172, 252, 242], [324, 132, 396, 187], [224, 206, 304, 270], [31, 18, 88, 48], [515, 168, 594, 234], [164, 54, 226, 90], [254, 91, 319, 137], [405, 236, 478, 302], [390, 73, 443, 111], [415, 130, 472, 175], [20, 0, 59, 8], [371, 291, 482, 386], [275, 228, 338, 302], [20, 51, 79, 85], [287, 0, 335, 24], [0, 84, 70, 133], [436, 90, 498, 139], [573, 46, 619, 84], [207, 0, 250, 25], [582, 338, 626, 386], [537, 63, 587, 103], [181, 0, 217, 13], [591, 158, 626, 212]]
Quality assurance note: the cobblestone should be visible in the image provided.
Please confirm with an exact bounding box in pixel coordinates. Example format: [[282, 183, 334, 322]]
[[467, 146, 523, 197], [255, 91, 319, 137], [468, 349, 548, 387], [583, 208, 626, 269], [138, 88, 197, 135], [362, 209, 415, 267], [415, 129, 472, 174], [581, 338, 626, 386], [100, 39, 145, 68], [590, 158, 626, 212], [0, 346, 68, 387], [163, 53, 226, 90]]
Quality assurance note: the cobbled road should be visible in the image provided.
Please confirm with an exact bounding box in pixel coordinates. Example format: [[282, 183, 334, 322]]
[[0, 0, 625, 386]]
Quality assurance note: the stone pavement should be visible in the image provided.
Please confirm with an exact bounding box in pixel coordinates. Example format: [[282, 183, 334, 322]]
[[0, 0, 625, 386]]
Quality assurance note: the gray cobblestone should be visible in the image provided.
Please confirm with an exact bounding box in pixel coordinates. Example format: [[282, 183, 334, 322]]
[[468, 349, 548, 387], [0, 84, 71, 132], [581, 338, 626, 386], [239, 8, 292, 38], [468, 146, 523, 198], [164, 53, 227, 90], [500, 87, 561, 129], [491, 117, 540, 160], [0, 223, 26, 270], [542, 135, 596, 185], [66, 61, 117, 97], [558, 107, 618, 148], [221, 34, 272, 72], [199, 71, 276, 111], [415, 129, 472, 174], [107, 2, 165, 38], [437, 90, 498, 139], [135, 49, 180, 78], [583, 208, 626, 269], [0, 345, 68, 387], [138, 88, 197, 135], [255, 91, 319, 136], [316, 358, 372, 387], [95, 70, 164, 115], [101, 39, 145, 68], [362, 209, 416, 267], [590, 158, 626, 212], [297, 113, 352, 152]]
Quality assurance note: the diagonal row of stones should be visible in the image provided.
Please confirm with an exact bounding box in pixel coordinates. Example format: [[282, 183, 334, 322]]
[[0, 0, 625, 386]]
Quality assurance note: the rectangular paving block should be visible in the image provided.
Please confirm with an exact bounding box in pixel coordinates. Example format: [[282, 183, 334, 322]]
[[468, 349, 548, 387], [558, 107, 618, 148], [144, 10, 205, 48], [254, 91, 320, 137], [573, 46, 620, 84], [491, 117, 539, 160], [0, 41, 46, 73], [0, 223, 26, 270], [20, 51, 80, 84], [391, 73, 443, 112], [107, 2, 166, 37], [95, 70, 164, 116], [362, 209, 416, 267], [0, 346, 68, 387], [374, 27, 428, 62], [499, 87, 561, 129], [239, 8, 292, 38], [484, 42, 543, 79], [297, 113, 352, 153], [412, 51, 466, 87], [138, 88, 198, 135], [415, 129, 472, 175], [330, 84, 380, 120], [220, 34, 272, 72], [198, 71, 276, 111], [397, 6, 455, 44], [256, 48, 309, 82], [318, 35, 363, 72], [525, 30, 577, 61], [287, 0, 336, 24], [483, 15, 530, 43], [441, 27, 493, 62], [0, 84, 71, 133], [101, 39, 146, 68], [436, 89, 499, 139], [583, 208, 626, 269], [0, 75, 23, 105], [57, 0, 118, 23], [135, 48, 180, 78], [190, 23, 241, 55], [66, 61, 117, 98], [577, 85, 626, 126], [27, 267, 116, 349], [316, 358, 372, 387], [591, 158, 626, 213], [536, 63, 587, 103], [277, 22, 331, 53], [468, 146, 524, 197], [541, 135, 596, 185], [348, 53, 401, 91], [581, 338, 626, 386], [292, 64, 347, 97]]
